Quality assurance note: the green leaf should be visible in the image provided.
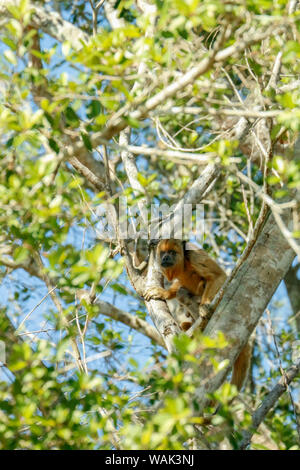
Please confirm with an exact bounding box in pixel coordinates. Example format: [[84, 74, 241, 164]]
[[125, 116, 141, 128], [65, 106, 80, 127], [87, 100, 102, 118], [48, 138, 60, 154], [19, 0, 30, 16], [81, 132, 93, 151], [6, 5, 22, 20], [13, 246, 30, 263], [2, 37, 17, 51]]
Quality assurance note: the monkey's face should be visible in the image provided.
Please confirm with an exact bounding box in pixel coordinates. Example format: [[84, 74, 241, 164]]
[[157, 240, 183, 268], [160, 249, 177, 267]]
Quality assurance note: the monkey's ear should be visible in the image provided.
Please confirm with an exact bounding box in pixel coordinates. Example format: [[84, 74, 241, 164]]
[[148, 239, 160, 250]]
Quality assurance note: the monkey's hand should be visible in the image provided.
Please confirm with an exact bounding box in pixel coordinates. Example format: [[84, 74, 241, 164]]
[[144, 286, 173, 301], [198, 304, 213, 331]]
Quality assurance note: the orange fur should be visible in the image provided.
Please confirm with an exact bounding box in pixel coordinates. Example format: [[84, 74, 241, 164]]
[[144, 239, 251, 391], [155, 239, 226, 304]]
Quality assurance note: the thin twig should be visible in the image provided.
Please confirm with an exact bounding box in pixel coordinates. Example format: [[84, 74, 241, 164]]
[[239, 357, 300, 449], [266, 309, 300, 442], [17, 284, 58, 332]]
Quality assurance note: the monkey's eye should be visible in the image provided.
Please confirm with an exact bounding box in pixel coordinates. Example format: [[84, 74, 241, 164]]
[[168, 250, 176, 256]]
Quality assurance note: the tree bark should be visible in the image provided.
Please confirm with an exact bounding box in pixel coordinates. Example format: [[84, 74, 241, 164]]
[[195, 213, 295, 411]]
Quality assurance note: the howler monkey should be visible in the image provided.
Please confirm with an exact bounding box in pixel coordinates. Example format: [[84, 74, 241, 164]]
[[144, 239, 251, 390]]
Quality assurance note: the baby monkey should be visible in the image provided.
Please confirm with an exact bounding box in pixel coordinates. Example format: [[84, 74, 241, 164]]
[[144, 239, 251, 390]]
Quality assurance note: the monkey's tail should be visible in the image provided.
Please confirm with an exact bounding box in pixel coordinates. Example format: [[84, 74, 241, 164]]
[[231, 342, 253, 391]]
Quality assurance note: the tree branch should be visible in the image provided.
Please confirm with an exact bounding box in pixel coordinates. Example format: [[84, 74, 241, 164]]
[[239, 359, 300, 449], [195, 212, 295, 411], [77, 290, 166, 349], [0, 0, 88, 49]]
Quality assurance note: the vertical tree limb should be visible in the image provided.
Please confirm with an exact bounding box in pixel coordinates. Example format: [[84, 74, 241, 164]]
[[195, 212, 295, 411]]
